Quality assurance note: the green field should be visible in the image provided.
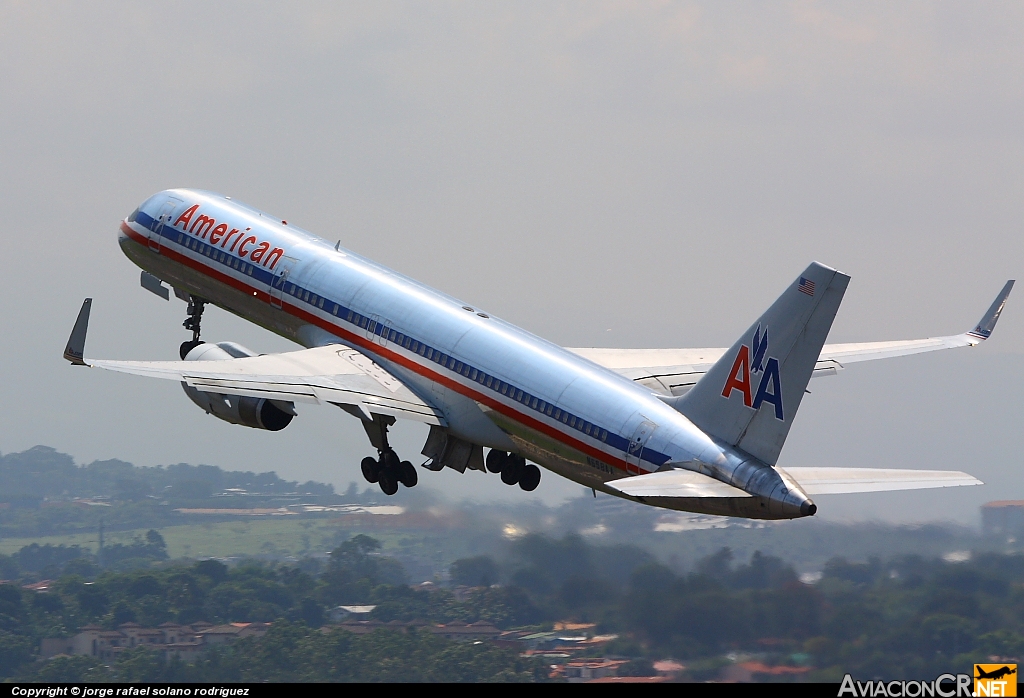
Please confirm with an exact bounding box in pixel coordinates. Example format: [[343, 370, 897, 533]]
[[0, 518, 415, 560]]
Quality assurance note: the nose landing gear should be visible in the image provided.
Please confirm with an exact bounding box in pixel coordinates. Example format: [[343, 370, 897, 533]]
[[179, 296, 207, 359]]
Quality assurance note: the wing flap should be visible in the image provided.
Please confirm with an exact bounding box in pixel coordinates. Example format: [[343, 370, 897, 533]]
[[607, 469, 751, 498], [778, 467, 982, 495]]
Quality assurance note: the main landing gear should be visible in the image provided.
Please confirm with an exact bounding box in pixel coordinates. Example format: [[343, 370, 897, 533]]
[[357, 413, 417, 496], [486, 450, 541, 492], [360, 451, 417, 496], [179, 296, 207, 359]]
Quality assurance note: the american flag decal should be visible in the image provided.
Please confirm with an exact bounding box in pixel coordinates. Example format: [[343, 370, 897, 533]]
[[798, 277, 815, 296]]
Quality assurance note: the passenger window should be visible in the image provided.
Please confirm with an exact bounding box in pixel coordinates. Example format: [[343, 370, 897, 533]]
[[485, 376, 493, 388], [584, 423, 592, 435], [530, 397, 538, 409], [501, 383, 509, 395], [470, 368, 478, 380], [545, 404, 553, 416], [562, 413, 569, 424], [333, 304, 339, 315], [318, 298, 324, 308], [553, 409, 561, 420], [600, 430, 608, 441]]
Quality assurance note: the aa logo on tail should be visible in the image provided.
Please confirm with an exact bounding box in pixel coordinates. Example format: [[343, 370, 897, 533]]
[[721, 324, 785, 421]]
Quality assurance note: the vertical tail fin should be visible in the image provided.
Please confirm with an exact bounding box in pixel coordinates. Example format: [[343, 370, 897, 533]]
[[676, 262, 849, 465]]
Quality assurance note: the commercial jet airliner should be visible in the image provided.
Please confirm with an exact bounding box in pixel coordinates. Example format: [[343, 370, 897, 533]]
[[63, 189, 1013, 519]]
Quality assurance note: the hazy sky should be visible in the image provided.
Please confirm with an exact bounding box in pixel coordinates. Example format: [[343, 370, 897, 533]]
[[1, 2, 1021, 524]]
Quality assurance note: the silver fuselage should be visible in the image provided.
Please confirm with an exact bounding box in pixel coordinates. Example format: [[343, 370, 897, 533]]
[[119, 189, 811, 518]]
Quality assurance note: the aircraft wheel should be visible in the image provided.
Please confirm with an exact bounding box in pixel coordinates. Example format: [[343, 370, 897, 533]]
[[179, 340, 205, 360], [485, 449, 506, 474], [519, 463, 541, 492], [360, 457, 380, 484], [500, 455, 523, 486], [378, 467, 399, 496], [398, 460, 418, 488]]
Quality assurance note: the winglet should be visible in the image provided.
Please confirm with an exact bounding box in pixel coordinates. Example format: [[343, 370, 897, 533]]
[[966, 280, 1014, 343], [63, 298, 92, 365]]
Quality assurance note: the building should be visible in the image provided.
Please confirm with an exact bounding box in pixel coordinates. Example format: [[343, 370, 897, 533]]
[[431, 620, 502, 642], [322, 618, 501, 641], [556, 659, 630, 682], [982, 501, 1024, 537], [327, 605, 376, 623], [39, 621, 268, 663]]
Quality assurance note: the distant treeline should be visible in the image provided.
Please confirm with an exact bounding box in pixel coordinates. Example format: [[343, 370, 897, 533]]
[[0, 531, 169, 579], [0, 446, 336, 506]]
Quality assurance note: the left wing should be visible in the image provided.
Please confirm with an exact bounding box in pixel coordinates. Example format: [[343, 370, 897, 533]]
[[568, 280, 1013, 396], [63, 299, 445, 425]]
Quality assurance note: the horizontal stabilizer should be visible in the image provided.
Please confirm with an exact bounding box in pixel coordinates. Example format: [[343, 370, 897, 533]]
[[778, 467, 982, 495], [607, 469, 751, 499]]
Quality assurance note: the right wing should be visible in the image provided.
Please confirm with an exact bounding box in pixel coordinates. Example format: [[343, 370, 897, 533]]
[[569, 280, 1013, 396], [606, 465, 982, 500], [63, 299, 445, 426]]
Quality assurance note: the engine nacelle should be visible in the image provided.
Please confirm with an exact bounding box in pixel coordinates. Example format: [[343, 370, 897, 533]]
[[181, 342, 295, 431]]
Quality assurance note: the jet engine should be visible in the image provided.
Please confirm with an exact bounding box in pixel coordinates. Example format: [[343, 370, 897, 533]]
[[181, 342, 295, 431]]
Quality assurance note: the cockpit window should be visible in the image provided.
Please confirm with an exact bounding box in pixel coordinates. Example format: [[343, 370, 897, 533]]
[[127, 208, 140, 223]]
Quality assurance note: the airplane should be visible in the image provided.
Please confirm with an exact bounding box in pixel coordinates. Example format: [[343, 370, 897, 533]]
[[62, 189, 1014, 520], [976, 666, 1017, 681]]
